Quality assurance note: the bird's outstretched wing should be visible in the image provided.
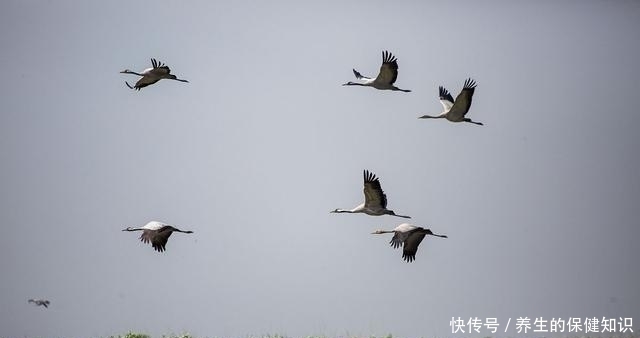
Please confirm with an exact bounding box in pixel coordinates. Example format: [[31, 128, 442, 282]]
[[448, 78, 477, 120], [375, 50, 400, 85], [130, 77, 161, 90], [402, 231, 427, 262], [389, 232, 404, 249], [150, 58, 171, 74], [363, 170, 387, 209], [139, 230, 152, 245], [152, 226, 176, 252], [352, 69, 371, 80], [439, 86, 454, 111]]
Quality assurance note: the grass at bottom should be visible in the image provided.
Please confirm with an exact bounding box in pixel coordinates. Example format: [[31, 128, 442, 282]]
[[110, 333, 396, 338]]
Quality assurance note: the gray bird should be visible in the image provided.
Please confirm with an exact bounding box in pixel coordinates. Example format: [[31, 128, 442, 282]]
[[343, 51, 411, 92], [28, 299, 50, 308], [120, 58, 188, 90], [331, 170, 410, 218], [419, 78, 483, 125], [123, 221, 193, 252], [372, 223, 447, 262]]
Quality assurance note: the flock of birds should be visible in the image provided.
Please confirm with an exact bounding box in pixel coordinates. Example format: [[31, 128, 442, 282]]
[[337, 51, 481, 262], [27, 50, 482, 309], [117, 51, 480, 259], [331, 170, 449, 262]]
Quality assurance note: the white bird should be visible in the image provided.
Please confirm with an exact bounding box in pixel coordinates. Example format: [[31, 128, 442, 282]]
[[418, 78, 483, 125], [120, 58, 189, 90], [28, 299, 50, 308], [331, 170, 410, 218], [343, 51, 411, 92], [372, 223, 448, 262], [122, 221, 193, 252]]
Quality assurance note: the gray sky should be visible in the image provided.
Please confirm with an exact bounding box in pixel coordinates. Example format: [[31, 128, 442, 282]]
[[1, 1, 639, 337]]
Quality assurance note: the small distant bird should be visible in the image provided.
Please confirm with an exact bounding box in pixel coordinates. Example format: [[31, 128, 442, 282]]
[[419, 78, 483, 125], [122, 221, 193, 252], [28, 299, 50, 308], [331, 170, 410, 218], [343, 51, 411, 92], [372, 223, 447, 262], [120, 58, 189, 90]]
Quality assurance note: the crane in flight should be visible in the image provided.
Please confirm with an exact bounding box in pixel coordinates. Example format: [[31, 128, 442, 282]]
[[372, 223, 447, 262], [122, 221, 193, 252], [331, 170, 410, 218], [343, 51, 411, 92], [28, 299, 50, 308], [120, 58, 189, 90], [419, 78, 483, 125]]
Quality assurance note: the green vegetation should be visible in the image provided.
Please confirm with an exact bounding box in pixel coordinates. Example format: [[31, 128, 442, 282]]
[[85, 334, 640, 338], [108, 333, 395, 338]]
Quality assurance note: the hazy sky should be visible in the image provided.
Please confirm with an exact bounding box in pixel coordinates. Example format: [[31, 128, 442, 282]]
[[1, 1, 639, 338]]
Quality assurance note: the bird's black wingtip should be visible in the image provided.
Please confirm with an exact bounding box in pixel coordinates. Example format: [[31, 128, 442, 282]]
[[464, 78, 477, 89], [403, 254, 415, 263], [363, 169, 378, 182]]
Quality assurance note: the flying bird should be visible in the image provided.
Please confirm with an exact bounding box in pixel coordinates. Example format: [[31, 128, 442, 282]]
[[418, 78, 483, 125], [122, 221, 193, 252], [331, 170, 410, 218], [372, 223, 447, 262], [343, 51, 411, 92], [28, 299, 50, 308], [120, 58, 189, 90]]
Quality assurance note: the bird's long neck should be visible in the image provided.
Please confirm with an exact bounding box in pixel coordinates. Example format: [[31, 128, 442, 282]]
[[343, 82, 366, 87], [125, 71, 143, 76], [418, 114, 442, 119], [430, 233, 448, 238], [334, 209, 354, 213], [374, 230, 395, 234], [123, 227, 144, 232]]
